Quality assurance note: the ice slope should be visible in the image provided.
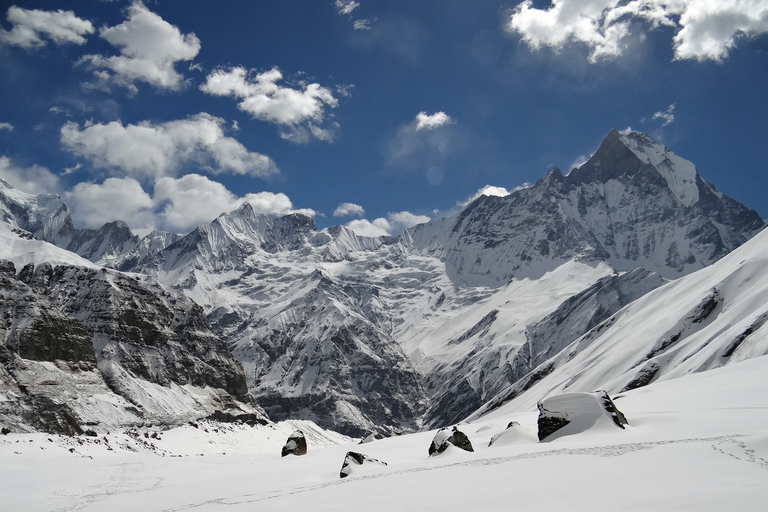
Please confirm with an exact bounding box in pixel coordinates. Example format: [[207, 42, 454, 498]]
[[2, 354, 767, 511], [471, 221, 768, 419]]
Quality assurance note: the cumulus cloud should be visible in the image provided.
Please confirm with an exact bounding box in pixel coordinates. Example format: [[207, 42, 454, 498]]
[[154, 174, 314, 232], [0, 156, 61, 195], [0, 122, 13, 131], [333, 202, 365, 218], [65, 177, 155, 230], [506, 0, 768, 63], [79, 1, 200, 91], [60, 113, 278, 180], [201, 66, 339, 143], [335, 1, 360, 16], [652, 103, 676, 126], [415, 111, 454, 131], [346, 210, 430, 237], [0, 6, 94, 48], [59, 172, 313, 233], [387, 111, 460, 168]]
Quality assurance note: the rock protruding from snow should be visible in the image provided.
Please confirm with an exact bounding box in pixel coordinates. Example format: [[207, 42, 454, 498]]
[[339, 451, 388, 478], [428, 426, 474, 456], [359, 432, 385, 444], [281, 430, 308, 456], [488, 421, 538, 447], [537, 391, 628, 441]]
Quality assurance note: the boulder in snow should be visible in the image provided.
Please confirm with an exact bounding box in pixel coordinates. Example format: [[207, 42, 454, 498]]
[[488, 421, 538, 447], [339, 451, 388, 478], [358, 432, 385, 444], [428, 426, 474, 456], [281, 430, 307, 457], [537, 391, 628, 441]]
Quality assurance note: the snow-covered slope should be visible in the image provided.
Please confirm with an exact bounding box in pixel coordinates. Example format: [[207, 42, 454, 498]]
[[471, 219, 768, 420], [3, 355, 767, 511]]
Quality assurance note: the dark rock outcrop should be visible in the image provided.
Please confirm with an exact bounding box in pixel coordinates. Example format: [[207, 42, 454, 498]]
[[428, 426, 474, 456], [537, 391, 628, 441], [281, 430, 307, 457], [339, 451, 388, 478]]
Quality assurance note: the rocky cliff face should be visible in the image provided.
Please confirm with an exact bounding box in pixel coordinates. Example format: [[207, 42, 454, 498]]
[[0, 258, 260, 434]]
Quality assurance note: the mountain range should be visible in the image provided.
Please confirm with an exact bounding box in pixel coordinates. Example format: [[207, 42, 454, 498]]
[[1, 129, 765, 437]]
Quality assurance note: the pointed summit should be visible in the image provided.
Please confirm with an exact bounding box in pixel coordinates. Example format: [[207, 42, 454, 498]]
[[569, 129, 700, 207], [568, 129, 654, 185]]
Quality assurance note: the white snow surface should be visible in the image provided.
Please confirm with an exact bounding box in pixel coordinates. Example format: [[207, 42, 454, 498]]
[[0, 221, 95, 269], [2, 355, 767, 511], [471, 223, 768, 420], [620, 130, 700, 207]]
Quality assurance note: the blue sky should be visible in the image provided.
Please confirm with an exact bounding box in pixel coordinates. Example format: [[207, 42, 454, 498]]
[[0, 0, 766, 236]]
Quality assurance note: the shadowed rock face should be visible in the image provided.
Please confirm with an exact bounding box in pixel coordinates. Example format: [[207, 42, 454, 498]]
[[1, 260, 256, 435]]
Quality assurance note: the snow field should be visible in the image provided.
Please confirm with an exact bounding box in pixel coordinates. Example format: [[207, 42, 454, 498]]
[[3, 355, 767, 511]]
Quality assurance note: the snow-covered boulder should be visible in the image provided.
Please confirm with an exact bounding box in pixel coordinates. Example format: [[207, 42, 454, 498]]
[[428, 426, 474, 456], [281, 430, 307, 456], [358, 432, 385, 444], [339, 451, 387, 478], [537, 391, 628, 441], [488, 421, 538, 447]]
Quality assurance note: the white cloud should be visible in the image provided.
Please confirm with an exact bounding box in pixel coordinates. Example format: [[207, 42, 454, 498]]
[[0, 156, 61, 195], [79, 1, 200, 91], [353, 19, 372, 31], [0, 122, 13, 131], [568, 154, 591, 173], [388, 211, 431, 230], [456, 185, 513, 209], [60, 113, 278, 180], [333, 202, 365, 217], [506, 0, 768, 63], [62, 163, 81, 175], [154, 174, 314, 232], [65, 177, 155, 230], [59, 172, 313, 233], [345, 218, 391, 237], [200, 66, 339, 143], [415, 111, 454, 131], [388, 112, 460, 168], [673, 0, 768, 61], [335, 1, 360, 16], [652, 104, 676, 126], [345, 210, 430, 237], [0, 6, 94, 48]]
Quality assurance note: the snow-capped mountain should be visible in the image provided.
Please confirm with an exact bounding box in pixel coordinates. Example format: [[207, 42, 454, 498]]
[[0, 212, 262, 434], [407, 129, 764, 285], [1, 129, 765, 437]]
